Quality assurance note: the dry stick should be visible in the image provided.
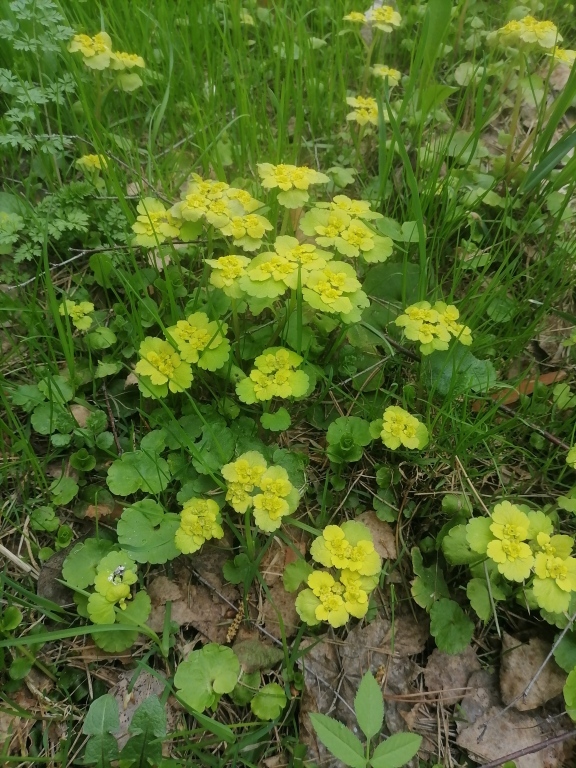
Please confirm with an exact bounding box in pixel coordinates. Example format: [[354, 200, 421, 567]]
[[0, 543, 38, 578], [477, 728, 576, 768]]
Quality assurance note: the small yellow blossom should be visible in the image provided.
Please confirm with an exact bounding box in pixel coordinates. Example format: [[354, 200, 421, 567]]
[[305, 571, 349, 627], [219, 213, 273, 251], [367, 6, 402, 33], [485, 503, 534, 582], [495, 16, 561, 50], [257, 163, 330, 207], [533, 554, 576, 613], [206, 254, 251, 298], [240, 8, 255, 25], [222, 451, 268, 513], [371, 64, 401, 86], [166, 312, 230, 370], [68, 31, 113, 70], [174, 498, 224, 554], [317, 195, 383, 221], [549, 47, 576, 66], [343, 12, 367, 24], [59, 299, 94, 331], [110, 51, 145, 69], [346, 95, 379, 126], [534, 532, 573, 559], [135, 337, 193, 396], [252, 466, 299, 532], [236, 347, 309, 404], [395, 300, 472, 355], [303, 261, 369, 323], [374, 405, 429, 451], [132, 198, 181, 247], [76, 154, 107, 173], [225, 187, 262, 213], [91, 552, 137, 618], [310, 522, 382, 576], [340, 570, 370, 618]]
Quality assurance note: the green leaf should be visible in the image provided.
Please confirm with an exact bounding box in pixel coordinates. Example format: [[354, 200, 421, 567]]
[[85, 327, 117, 351], [370, 732, 422, 768], [117, 499, 180, 564], [424, 348, 497, 396], [50, 476, 79, 506], [223, 554, 252, 584], [308, 713, 367, 768], [62, 538, 115, 589], [119, 695, 166, 766], [553, 631, 576, 673], [9, 656, 33, 680], [1, 606, 22, 632], [430, 598, 474, 654], [107, 450, 171, 496], [31, 403, 75, 435], [251, 683, 287, 720], [90, 253, 113, 288], [522, 124, 576, 194], [410, 549, 449, 610], [11, 384, 45, 413], [467, 579, 492, 622], [38, 375, 74, 404], [283, 559, 313, 593], [261, 408, 292, 432], [354, 672, 384, 740], [192, 424, 235, 475], [29, 505, 60, 533], [442, 525, 479, 565], [230, 671, 261, 706], [174, 643, 240, 713], [564, 668, 576, 721], [92, 592, 152, 653], [69, 448, 96, 472], [82, 694, 120, 768]]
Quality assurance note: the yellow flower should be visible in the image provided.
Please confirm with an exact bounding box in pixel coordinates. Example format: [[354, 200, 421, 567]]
[[59, 299, 94, 331], [549, 47, 576, 66], [110, 51, 145, 69], [185, 174, 230, 200], [257, 163, 330, 207], [206, 254, 251, 298], [434, 302, 473, 346], [240, 8, 255, 25], [303, 261, 369, 323], [346, 95, 379, 126], [252, 466, 299, 532], [222, 451, 268, 512], [534, 532, 573, 559], [306, 571, 349, 627], [135, 337, 193, 395], [219, 213, 274, 251], [395, 300, 472, 354], [376, 405, 429, 450], [317, 195, 383, 221], [68, 31, 113, 70], [339, 570, 370, 618], [343, 12, 367, 23], [240, 253, 295, 298], [236, 347, 309, 403], [367, 6, 402, 32], [371, 64, 401, 86], [310, 522, 382, 576], [92, 552, 137, 612], [76, 154, 107, 173], [495, 16, 561, 50], [132, 198, 181, 247], [533, 554, 576, 613], [174, 498, 224, 554], [485, 503, 534, 581], [225, 187, 262, 213], [166, 312, 230, 370]]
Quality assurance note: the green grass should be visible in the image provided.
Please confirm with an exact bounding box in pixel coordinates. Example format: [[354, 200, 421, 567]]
[[1, 0, 576, 765]]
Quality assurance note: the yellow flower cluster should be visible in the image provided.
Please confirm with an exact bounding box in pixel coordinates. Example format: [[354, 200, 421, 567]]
[[132, 198, 182, 247], [76, 154, 108, 174], [174, 498, 224, 554], [296, 521, 382, 627], [59, 299, 94, 331], [221, 451, 300, 531], [346, 95, 379, 126], [257, 163, 330, 208], [395, 300, 473, 355], [467, 502, 576, 614], [343, 6, 402, 33], [135, 311, 230, 397], [68, 31, 145, 90], [549, 47, 576, 66], [370, 405, 429, 450], [236, 347, 309, 403], [494, 16, 561, 50], [371, 64, 401, 87]]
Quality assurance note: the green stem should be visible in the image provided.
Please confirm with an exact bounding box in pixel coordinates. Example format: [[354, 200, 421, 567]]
[[244, 509, 255, 559], [231, 298, 242, 365], [505, 54, 526, 173], [279, 207, 291, 236]]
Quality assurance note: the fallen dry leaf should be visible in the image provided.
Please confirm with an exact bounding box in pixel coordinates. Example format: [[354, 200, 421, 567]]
[[83, 501, 123, 521], [70, 404, 92, 428], [472, 371, 566, 412], [457, 669, 500, 729], [0, 688, 38, 756], [500, 633, 566, 712], [356, 511, 397, 560], [424, 645, 480, 704], [259, 535, 306, 587]]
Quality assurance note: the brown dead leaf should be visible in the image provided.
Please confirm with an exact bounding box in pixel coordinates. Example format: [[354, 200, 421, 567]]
[[550, 63, 572, 91], [261, 582, 300, 639], [148, 575, 183, 605], [0, 688, 38, 755], [500, 633, 566, 711], [356, 511, 397, 560], [457, 669, 500, 729], [472, 371, 566, 412], [70, 404, 92, 428], [259, 533, 307, 587], [111, 670, 180, 752], [84, 501, 123, 521], [424, 646, 480, 704], [124, 373, 138, 388], [343, 613, 429, 659]]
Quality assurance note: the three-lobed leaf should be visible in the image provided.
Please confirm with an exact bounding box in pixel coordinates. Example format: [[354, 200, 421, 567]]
[[430, 598, 474, 655]]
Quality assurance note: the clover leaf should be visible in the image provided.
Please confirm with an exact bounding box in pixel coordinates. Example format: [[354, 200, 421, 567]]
[[174, 643, 240, 713], [107, 450, 171, 496], [117, 499, 180, 564], [326, 416, 372, 463], [250, 683, 287, 720]]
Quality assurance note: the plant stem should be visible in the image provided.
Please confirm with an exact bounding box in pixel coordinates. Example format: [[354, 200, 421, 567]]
[[505, 53, 526, 172]]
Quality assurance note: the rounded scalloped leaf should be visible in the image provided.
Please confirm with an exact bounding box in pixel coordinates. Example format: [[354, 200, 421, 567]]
[[260, 408, 291, 432], [116, 499, 180, 564], [295, 588, 321, 625], [466, 517, 493, 554], [277, 189, 309, 208], [92, 591, 152, 653], [62, 538, 115, 589], [174, 644, 240, 713], [250, 683, 287, 720], [197, 339, 231, 371], [87, 593, 116, 625], [235, 377, 257, 404], [340, 520, 373, 546]]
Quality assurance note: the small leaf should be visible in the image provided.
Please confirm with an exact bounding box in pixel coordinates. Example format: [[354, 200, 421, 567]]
[[370, 732, 422, 768], [424, 347, 497, 396], [62, 538, 115, 589], [553, 631, 576, 673], [82, 694, 120, 768], [564, 667, 576, 720], [309, 713, 367, 768], [1, 606, 22, 632], [354, 672, 384, 740], [430, 598, 474, 655], [174, 643, 240, 713], [260, 408, 292, 432], [50, 476, 79, 506], [283, 559, 313, 592], [223, 553, 252, 584], [250, 683, 287, 720], [117, 499, 180, 564]]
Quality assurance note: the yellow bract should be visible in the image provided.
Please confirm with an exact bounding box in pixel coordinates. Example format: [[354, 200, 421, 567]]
[[377, 405, 429, 451], [395, 300, 472, 355], [135, 337, 192, 393], [59, 299, 94, 331], [76, 154, 107, 173], [371, 64, 401, 86], [175, 498, 224, 555], [495, 16, 561, 50], [343, 12, 366, 24], [132, 198, 181, 247], [68, 31, 145, 73], [346, 95, 379, 126], [367, 6, 402, 33]]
